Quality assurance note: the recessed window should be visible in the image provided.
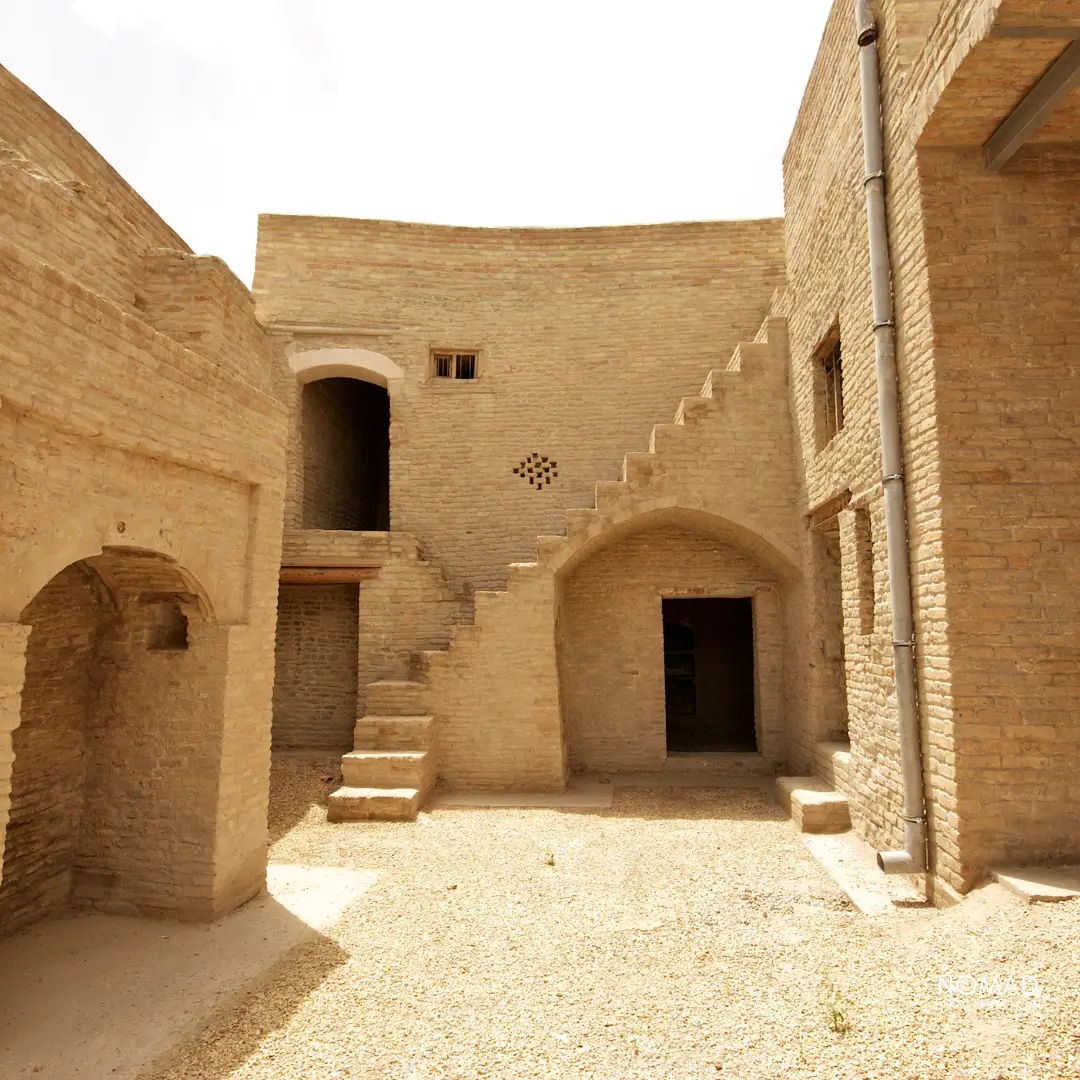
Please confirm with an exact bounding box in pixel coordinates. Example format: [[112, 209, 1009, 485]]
[[816, 332, 844, 446], [431, 351, 478, 380], [147, 602, 188, 651]]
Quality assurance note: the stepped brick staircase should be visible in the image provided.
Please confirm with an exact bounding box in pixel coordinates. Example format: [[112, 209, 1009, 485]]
[[328, 316, 808, 822]]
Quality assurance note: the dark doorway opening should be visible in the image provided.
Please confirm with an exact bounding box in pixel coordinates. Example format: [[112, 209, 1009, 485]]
[[663, 597, 756, 752], [302, 377, 390, 531]]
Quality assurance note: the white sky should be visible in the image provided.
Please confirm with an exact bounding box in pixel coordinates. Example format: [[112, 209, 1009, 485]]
[[2, 0, 834, 285]]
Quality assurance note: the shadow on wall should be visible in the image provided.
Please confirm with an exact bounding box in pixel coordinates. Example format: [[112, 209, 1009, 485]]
[[301, 377, 390, 531]]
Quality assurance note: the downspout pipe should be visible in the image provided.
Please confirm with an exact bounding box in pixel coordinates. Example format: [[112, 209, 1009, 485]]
[[854, 0, 928, 876]]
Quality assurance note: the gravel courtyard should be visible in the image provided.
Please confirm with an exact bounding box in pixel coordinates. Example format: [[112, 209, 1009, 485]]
[[144, 758, 1080, 1080]]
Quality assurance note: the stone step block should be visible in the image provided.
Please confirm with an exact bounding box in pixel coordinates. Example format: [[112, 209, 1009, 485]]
[[353, 714, 434, 751], [814, 740, 853, 790], [535, 534, 568, 563], [673, 396, 717, 425], [648, 422, 686, 454], [365, 680, 426, 716], [594, 480, 631, 509], [341, 749, 433, 789], [775, 776, 850, 834], [327, 786, 424, 822], [565, 508, 601, 542], [622, 451, 658, 486]]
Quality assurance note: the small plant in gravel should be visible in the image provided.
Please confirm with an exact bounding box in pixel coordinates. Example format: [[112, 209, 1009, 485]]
[[821, 973, 852, 1035], [544, 847, 556, 867]]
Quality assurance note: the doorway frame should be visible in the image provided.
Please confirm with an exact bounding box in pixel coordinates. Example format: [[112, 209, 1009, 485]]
[[654, 584, 783, 763]]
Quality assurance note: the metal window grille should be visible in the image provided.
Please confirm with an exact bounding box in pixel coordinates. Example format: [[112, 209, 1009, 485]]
[[822, 339, 844, 442]]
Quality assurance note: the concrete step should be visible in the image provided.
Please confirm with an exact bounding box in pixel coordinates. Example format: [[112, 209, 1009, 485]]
[[327, 786, 424, 822], [648, 422, 687, 453], [594, 480, 631, 510], [352, 714, 434, 751], [341, 749, 433, 789], [673, 396, 718, 425], [565, 508, 601, 542], [621, 451, 658, 485], [536, 534, 568, 562], [365, 680, 426, 716], [775, 776, 851, 834], [814, 740, 852, 790]]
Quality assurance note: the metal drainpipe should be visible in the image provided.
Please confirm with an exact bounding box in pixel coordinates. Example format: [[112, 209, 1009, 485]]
[[854, 0, 928, 876]]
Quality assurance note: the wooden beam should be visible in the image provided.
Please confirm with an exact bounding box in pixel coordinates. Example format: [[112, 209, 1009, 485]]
[[279, 567, 380, 585], [986, 38, 1080, 171], [807, 490, 852, 531], [989, 26, 1080, 41], [280, 555, 385, 568]]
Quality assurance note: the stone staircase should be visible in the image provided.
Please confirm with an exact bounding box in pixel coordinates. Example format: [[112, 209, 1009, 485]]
[[327, 315, 792, 820], [774, 740, 853, 834]]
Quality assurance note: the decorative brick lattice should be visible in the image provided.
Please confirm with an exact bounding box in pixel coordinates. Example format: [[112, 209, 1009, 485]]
[[513, 454, 558, 490]]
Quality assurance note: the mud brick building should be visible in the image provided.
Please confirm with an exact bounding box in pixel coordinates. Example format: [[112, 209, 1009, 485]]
[[1, 0, 1078, 935]]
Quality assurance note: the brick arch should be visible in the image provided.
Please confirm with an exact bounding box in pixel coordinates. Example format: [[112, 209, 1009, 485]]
[[2, 526, 223, 625], [289, 347, 405, 395], [551, 500, 801, 583], [0, 547, 229, 936]]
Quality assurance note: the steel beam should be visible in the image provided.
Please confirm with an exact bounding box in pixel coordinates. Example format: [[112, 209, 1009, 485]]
[[985, 38, 1080, 171]]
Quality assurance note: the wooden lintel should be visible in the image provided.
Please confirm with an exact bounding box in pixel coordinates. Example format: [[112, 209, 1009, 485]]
[[807, 490, 852, 531], [280, 555, 385, 568], [279, 567, 380, 585]]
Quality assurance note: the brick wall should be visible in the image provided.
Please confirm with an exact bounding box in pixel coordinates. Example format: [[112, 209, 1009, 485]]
[[920, 147, 1080, 875], [0, 67, 288, 927], [559, 525, 786, 773], [780, 0, 953, 878], [0, 565, 100, 937], [255, 217, 786, 591], [272, 585, 359, 750]]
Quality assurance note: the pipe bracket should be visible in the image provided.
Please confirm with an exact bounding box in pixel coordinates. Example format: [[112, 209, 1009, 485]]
[[873, 318, 895, 329], [863, 171, 886, 187], [882, 472, 904, 483]]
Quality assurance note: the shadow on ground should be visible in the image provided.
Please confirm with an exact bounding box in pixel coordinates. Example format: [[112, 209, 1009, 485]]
[[268, 752, 342, 843], [0, 878, 360, 1080]]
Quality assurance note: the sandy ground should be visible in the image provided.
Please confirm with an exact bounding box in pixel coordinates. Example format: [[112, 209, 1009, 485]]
[[0, 863, 375, 1079], [132, 757, 1080, 1080]]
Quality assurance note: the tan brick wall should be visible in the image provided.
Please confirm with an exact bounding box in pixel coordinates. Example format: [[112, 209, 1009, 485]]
[[780, 0, 953, 878], [272, 585, 359, 750], [254, 217, 786, 591], [920, 147, 1080, 875], [0, 65, 287, 927], [0, 565, 101, 937], [425, 317, 807, 791], [559, 525, 786, 773]]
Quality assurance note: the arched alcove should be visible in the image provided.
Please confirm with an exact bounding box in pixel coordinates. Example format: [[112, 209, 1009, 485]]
[[300, 377, 390, 530], [0, 549, 225, 938], [556, 510, 792, 773]]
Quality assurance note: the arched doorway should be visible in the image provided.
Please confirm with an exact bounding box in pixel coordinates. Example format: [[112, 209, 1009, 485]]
[[556, 510, 792, 773], [288, 347, 402, 534], [0, 548, 224, 938], [301, 377, 390, 531]]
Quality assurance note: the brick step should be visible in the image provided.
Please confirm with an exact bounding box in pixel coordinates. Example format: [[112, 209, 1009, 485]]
[[352, 714, 434, 751], [813, 740, 852, 790], [341, 749, 433, 789], [365, 680, 427, 716], [327, 786, 425, 822], [775, 776, 851, 834]]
